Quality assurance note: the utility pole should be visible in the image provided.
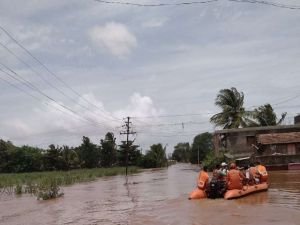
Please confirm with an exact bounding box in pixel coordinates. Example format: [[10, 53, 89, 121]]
[[120, 117, 136, 181]]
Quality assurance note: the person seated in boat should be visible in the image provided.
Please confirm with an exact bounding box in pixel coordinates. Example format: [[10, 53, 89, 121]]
[[239, 165, 249, 185], [208, 164, 227, 198], [249, 163, 260, 185], [226, 163, 245, 190], [197, 166, 209, 191], [212, 164, 222, 180], [256, 161, 268, 183]]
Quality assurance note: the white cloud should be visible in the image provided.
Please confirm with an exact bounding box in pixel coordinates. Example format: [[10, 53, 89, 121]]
[[88, 22, 137, 57], [114, 93, 163, 119]]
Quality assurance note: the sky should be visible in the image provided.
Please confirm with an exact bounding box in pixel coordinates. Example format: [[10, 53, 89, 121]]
[[0, 0, 300, 153]]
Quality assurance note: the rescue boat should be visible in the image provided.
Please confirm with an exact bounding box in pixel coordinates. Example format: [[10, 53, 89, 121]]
[[224, 182, 268, 200], [189, 183, 268, 200]]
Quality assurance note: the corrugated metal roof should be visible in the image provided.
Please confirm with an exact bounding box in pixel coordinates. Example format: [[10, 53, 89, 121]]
[[257, 132, 300, 145], [214, 124, 300, 134]]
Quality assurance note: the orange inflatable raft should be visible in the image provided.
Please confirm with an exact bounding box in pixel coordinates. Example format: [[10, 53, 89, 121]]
[[224, 182, 268, 200], [189, 183, 268, 200], [189, 188, 206, 199]]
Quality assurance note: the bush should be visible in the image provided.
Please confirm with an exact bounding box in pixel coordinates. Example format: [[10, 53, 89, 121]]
[[202, 151, 226, 171]]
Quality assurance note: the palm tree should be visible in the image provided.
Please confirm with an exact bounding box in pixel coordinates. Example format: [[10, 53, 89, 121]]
[[252, 104, 287, 126], [210, 87, 253, 129]]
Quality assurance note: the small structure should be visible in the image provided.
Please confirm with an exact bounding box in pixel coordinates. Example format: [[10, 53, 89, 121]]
[[295, 114, 300, 125], [213, 118, 300, 169]]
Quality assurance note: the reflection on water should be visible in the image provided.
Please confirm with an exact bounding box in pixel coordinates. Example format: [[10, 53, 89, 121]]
[[0, 164, 299, 225]]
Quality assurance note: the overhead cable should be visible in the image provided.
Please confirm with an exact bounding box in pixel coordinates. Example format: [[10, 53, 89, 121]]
[[94, 0, 300, 9], [0, 25, 122, 122], [94, 0, 218, 7], [0, 65, 111, 129]]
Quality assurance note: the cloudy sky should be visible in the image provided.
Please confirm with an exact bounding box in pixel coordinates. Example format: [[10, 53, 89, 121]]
[[0, 0, 299, 153]]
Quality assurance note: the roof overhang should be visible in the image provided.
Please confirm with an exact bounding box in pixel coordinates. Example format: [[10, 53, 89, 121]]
[[257, 132, 300, 145]]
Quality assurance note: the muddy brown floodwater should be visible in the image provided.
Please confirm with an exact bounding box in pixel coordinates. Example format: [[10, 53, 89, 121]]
[[1, 164, 300, 225]]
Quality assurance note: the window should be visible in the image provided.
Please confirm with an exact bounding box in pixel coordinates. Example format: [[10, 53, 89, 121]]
[[246, 136, 256, 146]]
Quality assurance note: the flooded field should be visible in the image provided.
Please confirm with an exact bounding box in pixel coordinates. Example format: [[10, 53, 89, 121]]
[[0, 164, 299, 225]]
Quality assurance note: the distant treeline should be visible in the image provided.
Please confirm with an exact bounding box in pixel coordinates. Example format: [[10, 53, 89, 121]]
[[0, 132, 167, 173]]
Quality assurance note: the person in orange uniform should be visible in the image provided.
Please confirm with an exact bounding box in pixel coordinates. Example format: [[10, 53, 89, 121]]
[[248, 163, 260, 185], [256, 161, 268, 183], [227, 163, 245, 190], [197, 166, 209, 190]]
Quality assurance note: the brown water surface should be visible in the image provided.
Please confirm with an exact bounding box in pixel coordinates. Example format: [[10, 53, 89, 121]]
[[0, 164, 299, 225]]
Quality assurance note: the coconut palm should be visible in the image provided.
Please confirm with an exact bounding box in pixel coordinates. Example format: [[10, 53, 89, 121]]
[[210, 87, 253, 129], [252, 104, 287, 126]]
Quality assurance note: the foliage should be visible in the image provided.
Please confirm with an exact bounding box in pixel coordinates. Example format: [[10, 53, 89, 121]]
[[61, 145, 80, 170], [202, 151, 226, 171], [210, 87, 254, 129], [6, 146, 43, 173], [0, 139, 15, 172], [252, 103, 287, 126], [43, 144, 65, 171], [36, 178, 63, 200], [100, 132, 117, 167], [77, 136, 100, 168], [190, 132, 213, 164], [0, 167, 140, 199], [141, 143, 167, 168], [0, 131, 173, 174], [118, 140, 142, 167], [172, 142, 190, 162]]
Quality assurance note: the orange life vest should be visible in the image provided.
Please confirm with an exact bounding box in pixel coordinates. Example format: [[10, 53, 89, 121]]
[[197, 171, 209, 190], [227, 169, 243, 190], [257, 165, 268, 183]]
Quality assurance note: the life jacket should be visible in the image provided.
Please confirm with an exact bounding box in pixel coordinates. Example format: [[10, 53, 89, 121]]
[[197, 171, 209, 190], [257, 165, 268, 183], [227, 169, 243, 190]]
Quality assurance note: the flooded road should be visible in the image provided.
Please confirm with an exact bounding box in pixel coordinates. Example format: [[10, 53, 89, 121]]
[[1, 164, 299, 225]]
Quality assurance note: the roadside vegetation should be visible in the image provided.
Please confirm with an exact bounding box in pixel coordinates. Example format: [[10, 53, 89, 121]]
[[0, 167, 139, 199], [0, 132, 167, 200]]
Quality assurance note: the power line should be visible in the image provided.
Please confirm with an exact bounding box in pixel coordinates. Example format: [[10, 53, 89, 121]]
[[0, 42, 119, 124], [0, 65, 111, 129], [0, 25, 122, 122], [94, 0, 300, 9], [229, 0, 300, 10], [94, 0, 218, 7], [131, 112, 214, 119]]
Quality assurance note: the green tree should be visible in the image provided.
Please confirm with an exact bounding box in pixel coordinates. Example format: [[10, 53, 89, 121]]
[[210, 87, 253, 129], [43, 144, 65, 171], [8, 146, 43, 172], [190, 132, 213, 164], [0, 139, 15, 172], [61, 145, 79, 170], [118, 140, 141, 166], [77, 136, 100, 168], [252, 103, 287, 126], [100, 132, 117, 167], [172, 142, 190, 162], [142, 143, 167, 168]]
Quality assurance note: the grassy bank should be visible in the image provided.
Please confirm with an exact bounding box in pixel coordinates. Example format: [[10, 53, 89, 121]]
[[0, 167, 139, 199]]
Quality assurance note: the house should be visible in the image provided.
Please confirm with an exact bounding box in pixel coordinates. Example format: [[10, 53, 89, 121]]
[[213, 117, 300, 168]]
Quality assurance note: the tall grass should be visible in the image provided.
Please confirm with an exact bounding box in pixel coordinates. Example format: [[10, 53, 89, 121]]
[[0, 167, 139, 200]]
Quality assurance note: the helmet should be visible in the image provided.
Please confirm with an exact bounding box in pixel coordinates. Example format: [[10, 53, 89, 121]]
[[230, 163, 236, 169], [221, 162, 227, 167]]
